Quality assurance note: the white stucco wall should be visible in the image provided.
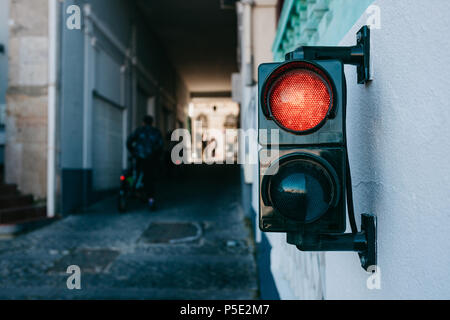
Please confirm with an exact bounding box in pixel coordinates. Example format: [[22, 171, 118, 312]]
[[0, 0, 8, 106], [325, 0, 450, 299], [0, 0, 9, 140]]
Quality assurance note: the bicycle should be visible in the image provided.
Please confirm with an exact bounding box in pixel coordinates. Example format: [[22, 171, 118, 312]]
[[117, 157, 146, 213]]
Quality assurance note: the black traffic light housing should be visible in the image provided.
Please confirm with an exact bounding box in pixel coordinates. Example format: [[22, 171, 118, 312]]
[[258, 26, 376, 270], [258, 59, 345, 145]]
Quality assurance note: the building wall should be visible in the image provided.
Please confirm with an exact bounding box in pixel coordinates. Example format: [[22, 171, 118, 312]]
[[3, 0, 188, 210], [0, 0, 10, 166], [254, 0, 450, 299], [237, 0, 277, 201], [255, 0, 373, 300], [272, 0, 374, 60], [325, 0, 450, 299], [58, 0, 189, 212], [235, 0, 282, 299], [251, 0, 279, 80], [5, 0, 49, 198]]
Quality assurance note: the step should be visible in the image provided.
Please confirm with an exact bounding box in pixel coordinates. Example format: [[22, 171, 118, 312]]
[[0, 205, 47, 225], [0, 215, 58, 238], [0, 184, 19, 196], [0, 194, 34, 210]]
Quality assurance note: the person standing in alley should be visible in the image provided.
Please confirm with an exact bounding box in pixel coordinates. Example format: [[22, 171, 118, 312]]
[[126, 115, 163, 210]]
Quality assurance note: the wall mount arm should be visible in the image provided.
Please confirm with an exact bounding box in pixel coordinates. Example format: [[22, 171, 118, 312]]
[[285, 26, 371, 84], [287, 214, 377, 271]]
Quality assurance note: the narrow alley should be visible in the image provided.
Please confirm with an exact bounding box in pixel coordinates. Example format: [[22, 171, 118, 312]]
[[1, 0, 450, 303], [0, 165, 258, 299]]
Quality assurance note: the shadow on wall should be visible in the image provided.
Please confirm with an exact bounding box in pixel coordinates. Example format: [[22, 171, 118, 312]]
[[257, 233, 281, 300], [346, 72, 385, 226]]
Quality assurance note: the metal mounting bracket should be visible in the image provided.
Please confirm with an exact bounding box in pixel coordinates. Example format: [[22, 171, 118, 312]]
[[287, 213, 377, 271], [355, 26, 372, 84], [358, 213, 377, 270], [285, 25, 372, 84]]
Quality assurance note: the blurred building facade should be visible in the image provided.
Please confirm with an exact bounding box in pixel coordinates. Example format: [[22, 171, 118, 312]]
[[189, 98, 239, 163], [0, 0, 9, 169], [235, 0, 450, 299], [2, 0, 189, 217], [233, 0, 280, 299]]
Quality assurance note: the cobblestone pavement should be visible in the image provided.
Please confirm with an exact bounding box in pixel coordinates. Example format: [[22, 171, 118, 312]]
[[0, 165, 258, 299]]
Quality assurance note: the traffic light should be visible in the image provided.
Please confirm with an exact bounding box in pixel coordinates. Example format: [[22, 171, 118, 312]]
[[258, 26, 376, 270]]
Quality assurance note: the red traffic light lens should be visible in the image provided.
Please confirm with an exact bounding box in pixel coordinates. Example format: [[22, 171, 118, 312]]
[[267, 64, 333, 133]]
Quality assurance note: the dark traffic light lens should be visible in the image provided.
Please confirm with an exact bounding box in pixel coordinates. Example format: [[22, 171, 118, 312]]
[[269, 158, 336, 223]]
